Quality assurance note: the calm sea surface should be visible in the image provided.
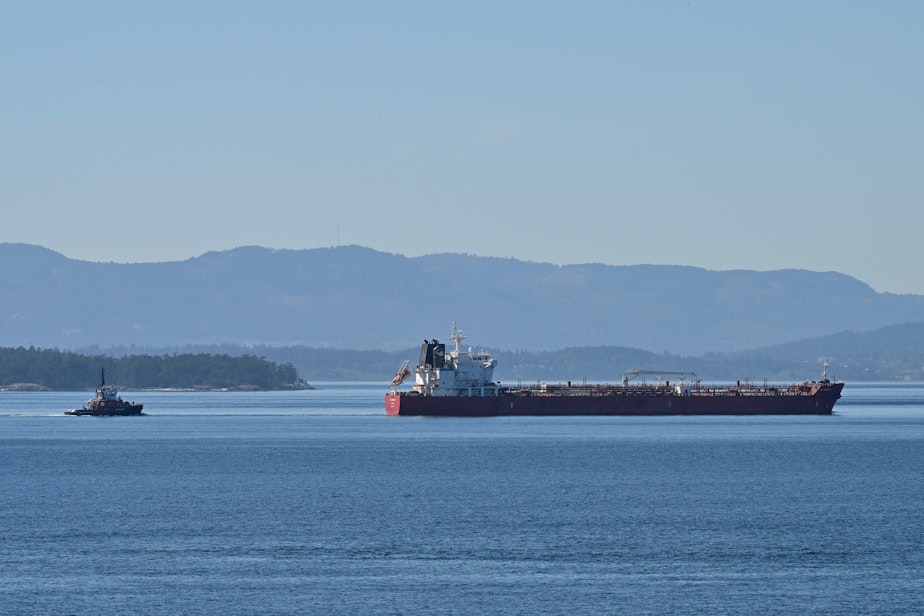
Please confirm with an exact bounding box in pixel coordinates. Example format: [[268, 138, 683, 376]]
[[2, 383, 923, 615]]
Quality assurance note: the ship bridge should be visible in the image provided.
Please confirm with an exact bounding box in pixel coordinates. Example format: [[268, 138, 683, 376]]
[[398, 322, 499, 397]]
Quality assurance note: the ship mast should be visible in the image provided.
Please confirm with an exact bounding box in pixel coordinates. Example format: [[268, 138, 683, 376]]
[[450, 321, 467, 354]]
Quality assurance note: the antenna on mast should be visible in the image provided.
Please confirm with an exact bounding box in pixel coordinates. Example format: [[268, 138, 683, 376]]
[[450, 321, 467, 353]]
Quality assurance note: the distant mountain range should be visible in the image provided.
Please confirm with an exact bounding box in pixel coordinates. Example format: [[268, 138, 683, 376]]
[[3, 243, 924, 358]]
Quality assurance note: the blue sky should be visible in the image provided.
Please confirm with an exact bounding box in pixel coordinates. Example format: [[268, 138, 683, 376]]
[[3, 2, 922, 293]]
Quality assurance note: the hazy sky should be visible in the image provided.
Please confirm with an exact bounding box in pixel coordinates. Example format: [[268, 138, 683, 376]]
[[3, 2, 922, 293]]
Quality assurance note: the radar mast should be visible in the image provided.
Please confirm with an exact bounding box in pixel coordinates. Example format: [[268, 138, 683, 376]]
[[450, 321, 467, 354]]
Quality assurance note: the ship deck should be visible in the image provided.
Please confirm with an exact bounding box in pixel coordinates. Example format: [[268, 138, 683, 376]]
[[498, 383, 817, 397]]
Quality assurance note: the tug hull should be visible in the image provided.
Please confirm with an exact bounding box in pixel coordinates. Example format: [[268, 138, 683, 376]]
[[65, 403, 143, 416]]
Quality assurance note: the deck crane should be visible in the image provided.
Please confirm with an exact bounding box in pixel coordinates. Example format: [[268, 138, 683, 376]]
[[390, 360, 411, 390]]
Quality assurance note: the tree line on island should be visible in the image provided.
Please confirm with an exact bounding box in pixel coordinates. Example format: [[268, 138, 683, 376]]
[[185, 325, 924, 383], [69, 326, 924, 384], [0, 346, 307, 391], [4, 318, 924, 390]]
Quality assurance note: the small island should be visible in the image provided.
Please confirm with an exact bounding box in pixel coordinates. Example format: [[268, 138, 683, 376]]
[[0, 347, 311, 391]]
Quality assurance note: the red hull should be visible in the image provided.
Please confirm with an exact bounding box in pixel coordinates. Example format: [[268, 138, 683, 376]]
[[386, 382, 843, 416]]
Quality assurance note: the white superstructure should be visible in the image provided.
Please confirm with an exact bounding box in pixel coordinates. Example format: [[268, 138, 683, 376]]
[[390, 322, 498, 397]]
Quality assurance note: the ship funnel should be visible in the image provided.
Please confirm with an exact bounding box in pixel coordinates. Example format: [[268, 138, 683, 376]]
[[418, 340, 446, 369]]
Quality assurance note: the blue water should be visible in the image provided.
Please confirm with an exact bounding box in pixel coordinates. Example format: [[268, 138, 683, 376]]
[[2, 383, 923, 615]]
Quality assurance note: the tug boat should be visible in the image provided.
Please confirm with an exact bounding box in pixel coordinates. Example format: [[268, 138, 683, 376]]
[[66, 369, 144, 416], [386, 323, 844, 416]]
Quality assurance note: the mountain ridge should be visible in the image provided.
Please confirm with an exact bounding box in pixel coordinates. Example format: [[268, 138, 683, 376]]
[[2, 242, 922, 355]]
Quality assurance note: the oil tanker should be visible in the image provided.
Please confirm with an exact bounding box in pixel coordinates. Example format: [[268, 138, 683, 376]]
[[385, 323, 843, 416]]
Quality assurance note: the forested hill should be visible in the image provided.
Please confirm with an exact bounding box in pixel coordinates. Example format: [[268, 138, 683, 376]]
[[94, 320, 924, 382], [0, 347, 306, 391], [4, 320, 923, 388], [4, 243, 924, 355]]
